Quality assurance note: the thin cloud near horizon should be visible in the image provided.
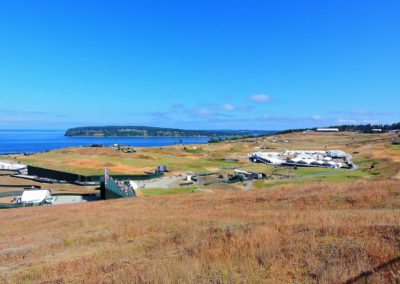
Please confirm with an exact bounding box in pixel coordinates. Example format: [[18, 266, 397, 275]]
[[249, 94, 271, 103]]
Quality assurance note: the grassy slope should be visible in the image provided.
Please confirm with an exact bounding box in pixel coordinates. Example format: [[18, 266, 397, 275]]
[[0, 180, 399, 283], [17, 144, 248, 175], [1, 133, 400, 282]]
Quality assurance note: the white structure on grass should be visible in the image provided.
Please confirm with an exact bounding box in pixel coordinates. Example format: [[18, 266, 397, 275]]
[[317, 128, 339, 132], [0, 161, 26, 171], [249, 150, 351, 169], [16, 190, 52, 204]]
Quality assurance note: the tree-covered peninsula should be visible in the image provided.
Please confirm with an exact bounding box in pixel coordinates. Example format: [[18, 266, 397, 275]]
[[65, 126, 257, 137]]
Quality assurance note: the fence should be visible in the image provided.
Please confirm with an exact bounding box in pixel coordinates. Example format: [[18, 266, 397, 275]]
[[27, 166, 163, 184]]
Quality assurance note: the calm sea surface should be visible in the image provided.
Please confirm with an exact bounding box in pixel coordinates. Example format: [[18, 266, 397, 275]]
[[0, 130, 213, 154]]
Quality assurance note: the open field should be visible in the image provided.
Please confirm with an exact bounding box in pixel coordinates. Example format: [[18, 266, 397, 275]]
[[0, 132, 399, 195], [1, 132, 400, 282], [0, 180, 400, 283], [7, 132, 400, 180]]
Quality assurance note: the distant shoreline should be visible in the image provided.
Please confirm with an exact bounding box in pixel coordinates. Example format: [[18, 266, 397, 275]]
[[65, 135, 214, 138], [65, 126, 275, 138], [0, 131, 215, 155], [0, 139, 212, 156]]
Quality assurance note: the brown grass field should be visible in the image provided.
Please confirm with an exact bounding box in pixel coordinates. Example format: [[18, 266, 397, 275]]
[[1, 132, 400, 283], [1, 180, 400, 283]]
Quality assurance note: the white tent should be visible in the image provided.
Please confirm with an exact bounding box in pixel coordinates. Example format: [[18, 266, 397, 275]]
[[0, 161, 26, 170], [310, 160, 323, 166], [290, 157, 305, 163], [304, 159, 316, 165], [249, 149, 348, 169], [267, 157, 285, 165], [326, 150, 347, 158], [21, 190, 51, 203]]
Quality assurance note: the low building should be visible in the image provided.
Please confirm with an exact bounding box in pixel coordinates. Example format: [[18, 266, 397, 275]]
[[326, 150, 347, 158], [317, 128, 339, 132], [233, 169, 265, 180]]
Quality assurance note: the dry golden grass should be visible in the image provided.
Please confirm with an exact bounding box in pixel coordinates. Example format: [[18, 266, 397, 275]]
[[1, 180, 399, 283], [16, 143, 248, 175], [1, 132, 400, 283]]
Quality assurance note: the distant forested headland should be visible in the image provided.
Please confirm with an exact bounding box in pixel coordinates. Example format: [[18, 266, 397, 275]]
[[65, 126, 271, 137]]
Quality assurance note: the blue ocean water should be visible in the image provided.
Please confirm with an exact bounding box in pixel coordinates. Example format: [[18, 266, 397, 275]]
[[0, 130, 213, 154]]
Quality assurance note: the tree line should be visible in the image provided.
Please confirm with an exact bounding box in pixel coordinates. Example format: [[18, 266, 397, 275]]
[[279, 122, 400, 134]]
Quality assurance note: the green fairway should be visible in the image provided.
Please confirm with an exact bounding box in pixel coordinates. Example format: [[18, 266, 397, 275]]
[[253, 167, 373, 189]]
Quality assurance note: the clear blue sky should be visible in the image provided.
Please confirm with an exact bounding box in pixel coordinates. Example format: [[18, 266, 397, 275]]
[[0, 0, 399, 130]]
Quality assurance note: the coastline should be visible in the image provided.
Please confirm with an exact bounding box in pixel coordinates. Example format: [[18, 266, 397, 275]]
[[0, 141, 211, 155], [0, 131, 213, 155], [0, 129, 277, 155], [64, 135, 215, 138]]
